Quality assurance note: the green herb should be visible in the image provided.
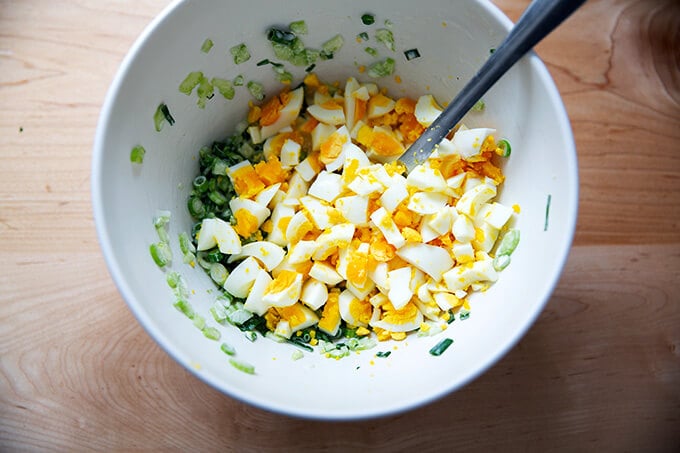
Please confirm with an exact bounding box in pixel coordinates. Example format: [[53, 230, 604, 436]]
[[305, 63, 316, 73], [287, 338, 314, 352], [496, 229, 520, 257], [201, 38, 214, 53], [153, 103, 175, 131], [375, 29, 395, 51], [229, 358, 255, 374], [291, 350, 304, 360], [210, 302, 228, 323], [179, 71, 203, 95], [289, 20, 308, 35], [460, 311, 470, 320], [211, 78, 235, 100], [361, 14, 375, 25], [384, 19, 393, 28], [429, 338, 453, 356], [267, 28, 297, 45], [149, 242, 172, 267], [447, 311, 456, 324], [404, 48, 420, 61], [321, 34, 344, 55], [357, 32, 369, 41], [256, 58, 270, 66], [493, 254, 511, 271], [544, 194, 552, 231], [247, 81, 265, 101], [498, 139, 511, 157], [202, 326, 221, 340], [153, 210, 171, 243], [376, 351, 391, 358], [233, 75, 244, 86], [472, 99, 485, 112], [244, 330, 258, 342], [230, 43, 251, 64], [364, 47, 378, 57], [193, 314, 206, 330], [178, 231, 196, 264], [196, 75, 214, 109], [19, 126, 23, 133], [209, 263, 228, 286], [130, 145, 146, 164], [367, 57, 395, 78], [220, 342, 236, 356], [173, 299, 195, 319], [490, 47, 496, 54]]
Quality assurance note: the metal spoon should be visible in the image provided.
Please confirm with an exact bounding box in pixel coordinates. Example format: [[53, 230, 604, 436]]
[[398, 0, 586, 172]]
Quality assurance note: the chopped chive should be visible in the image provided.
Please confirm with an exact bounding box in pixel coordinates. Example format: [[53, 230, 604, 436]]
[[472, 99, 486, 112], [498, 139, 511, 157], [202, 326, 221, 340], [544, 194, 552, 231], [367, 57, 395, 78], [364, 47, 378, 57], [429, 338, 453, 356], [404, 48, 420, 61], [196, 76, 214, 109], [166, 271, 181, 289], [174, 299, 195, 319], [496, 229, 520, 257], [490, 47, 496, 54], [493, 254, 512, 271], [257, 58, 271, 66], [229, 358, 255, 374], [376, 351, 391, 358], [233, 75, 244, 86], [19, 126, 23, 133], [384, 19, 393, 28], [179, 71, 203, 95], [153, 103, 174, 131], [201, 38, 214, 53], [321, 34, 344, 54], [220, 342, 236, 356], [361, 13, 375, 25], [375, 29, 395, 52], [289, 20, 308, 35], [210, 303, 228, 323], [460, 311, 470, 320], [230, 43, 251, 64], [149, 242, 172, 267], [244, 330, 257, 342], [358, 32, 369, 41], [193, 314, 206, 330], [267, 28, 297, 45], [287, 338, 314, 352], [211, 78, 235, 100], [305, 63, 316, 73], [209, 263, 228, 286], [130, 145, 146, 164], [246, 81, 265, 101]]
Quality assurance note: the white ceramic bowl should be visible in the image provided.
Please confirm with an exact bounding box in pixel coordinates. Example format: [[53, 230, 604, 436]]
[[93, 0, 578, 419]]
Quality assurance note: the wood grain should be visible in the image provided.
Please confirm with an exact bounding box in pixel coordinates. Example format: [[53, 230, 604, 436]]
[[1, 0, 679, 451]]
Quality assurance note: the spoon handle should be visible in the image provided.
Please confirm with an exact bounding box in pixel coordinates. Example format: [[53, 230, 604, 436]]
[[399, 0, 586, 172]]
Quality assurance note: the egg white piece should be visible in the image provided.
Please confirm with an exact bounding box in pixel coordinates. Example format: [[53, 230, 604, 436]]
[[254, 183, 282, 208], [452, 241, 475, 263], [338, 289, 371, 327], [299, 195, 333, 230], [309, 261, 344, 285], [419, 220, 441, 243], [334, 195, 369, 226], [312, 223, 356, 260], [287, 240, 319, 264], [368, 261, 390, 293], [285, 210, 313, 244], [243, 268, 274, 315], [406, 165, 448, 193], [267, 203, 296, 246], [347, 277, 376, 301], [279, 139, 301, 168], [295, 157, 320, 182], [456, 183, 497, 217], [443, 257, 498, 292], [451, 127, 496, 160], [342, 141, 372, 169], [367, 94, 396, 119], [477, 202, 514, 230], [308, 101, 345, 125], [446, 173, 466, 190], [259, 87, 304, 140], [414, 94, 443, 127], [311, 123, 337, 151], [308, 171, 344, 203], [371, 308, 423, 333], [275, 303, 320, 337], [370, 207, 406, 249], [323, 126, 352, 172], [433, 292, 461, 311], [261, 271, 303, 307], [435, 137, 458, 157], [300, 278, 329, 310], [387, 267, 414, 309], [223, 256, 263, 298], [396, 243, 454, 282], [379, 176, 409, 213], [196, 217, 242, 254], [344, 77, 361, 131], [282, 171, 309, 206], [407, 192, 450, 215], [229, 197, 271, 226], [226, 241, 285, 271], [472, 222, 500, 253], [347, 173, 384, 197], [426, 207, 455, 235], [452, 213, 476, 242]]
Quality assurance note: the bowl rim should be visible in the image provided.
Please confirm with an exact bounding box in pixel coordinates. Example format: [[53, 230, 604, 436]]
[[92, 0, 579, 420]]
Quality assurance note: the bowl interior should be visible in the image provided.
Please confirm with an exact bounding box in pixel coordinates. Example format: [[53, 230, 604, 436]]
[[93, 0, 577, 419]]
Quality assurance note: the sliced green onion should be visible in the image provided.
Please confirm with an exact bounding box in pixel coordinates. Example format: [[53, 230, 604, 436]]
[[210, 302, 228, 323], [429, 338, 453, 356], [289, 20, 307, 35], [460, 311, 470, 321], [230, 43, 251, 64], [174, 299, 195, 319], [207, 189, 228, 205], [228, 308, 253, 325], [193, 314, 206, 330], [358, 32, 369, 41], [447, 311, 456, 324], [472, 99, 485, 112], [264, 331, 288, 343], [149, 242, 172, 267], [287, 338, 314, 352], [196, 75, 214, 109], [490, 47, 496, 54], [493, 254, 512, 271], [364, 47, 378, 57], [153, 211, 171, 243], [192, 175, 208, 192], [496, 229, 520, 257], [361, 13, 375, 25], [220, 342, 236, 356], [179, 71, 203, 95], [322, 34, 344, 55], [376, 351, 391, 358], [384, 19, 393, 28], [211, 78, 235, 100], [267, 28, 297, 45], [246, 81, 265, 101], [244, 330, 257, 342], [375, 29, 395, 52], [256, 58, 270, 66], [367, 57, 395, 78], [209, 263, 228, 286], [204, 248, 224, 263], [130, 145, 145, 164], [166, 271, 181, 289], [233, 75, 244, 86], [291, 350, 304, 360], [498, 139, 511, 157], [404, 48, 420, 61], [187, 196, 206, 218], [229, 358, 255, 375], [212, 158, 229, 175], [153, 103, 175, 132], [202, 326, 221, 340], [544, 194, 552, 232], [201, 38, 214, 53]]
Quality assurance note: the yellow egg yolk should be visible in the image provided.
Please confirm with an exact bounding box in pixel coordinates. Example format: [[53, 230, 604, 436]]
[[231, 166, 265, 198], [276, 303, 308, 329], [381, 301, 419, 325], [319, 131, 347, 164], [233, 209, 259, 238], [371, 129, 404, 157], [254, 156, 289, 186], [349, 297, 373, 326], [318, 289, 341, 335], [346, 248, 369, 286], [264, 270, 298, 295]]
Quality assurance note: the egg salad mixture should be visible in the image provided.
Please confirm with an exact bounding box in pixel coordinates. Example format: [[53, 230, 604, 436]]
[[184, 73, 518, 351]]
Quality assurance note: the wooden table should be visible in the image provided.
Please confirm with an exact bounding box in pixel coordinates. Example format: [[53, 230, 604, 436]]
[[2, 0, 679, 450]]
